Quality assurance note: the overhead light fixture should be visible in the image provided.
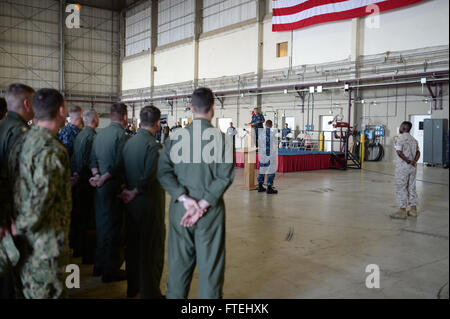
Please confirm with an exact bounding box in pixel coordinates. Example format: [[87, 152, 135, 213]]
[[283, 89, 288, 94]]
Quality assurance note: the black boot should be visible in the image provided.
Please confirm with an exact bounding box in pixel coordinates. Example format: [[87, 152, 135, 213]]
[[258, 183, 266, 192], [267, 186, 278, 194]]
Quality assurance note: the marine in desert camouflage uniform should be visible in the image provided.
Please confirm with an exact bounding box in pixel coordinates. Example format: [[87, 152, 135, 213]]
[[8, 88, 71, 299], [390, 121, 420, 220]]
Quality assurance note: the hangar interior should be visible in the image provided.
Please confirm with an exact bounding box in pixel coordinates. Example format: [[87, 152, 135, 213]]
[[0, 0, 448, 298]]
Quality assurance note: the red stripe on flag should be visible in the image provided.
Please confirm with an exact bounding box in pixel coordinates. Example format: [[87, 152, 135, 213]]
[[273, 0, 348, 17], [272, 0, 424, 31]]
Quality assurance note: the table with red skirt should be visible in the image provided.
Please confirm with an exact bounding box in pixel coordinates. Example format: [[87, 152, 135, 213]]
[[234, 149, 345, 172]]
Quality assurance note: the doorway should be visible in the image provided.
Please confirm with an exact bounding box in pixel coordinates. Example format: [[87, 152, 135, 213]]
[[410, 114, 431, 163], [321, 115, 335, 152]]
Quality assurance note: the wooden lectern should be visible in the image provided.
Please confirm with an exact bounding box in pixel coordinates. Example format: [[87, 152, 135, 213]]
[[237, 146, 257, 190]]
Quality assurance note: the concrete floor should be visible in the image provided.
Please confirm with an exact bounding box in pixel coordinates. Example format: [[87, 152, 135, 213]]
[[70, 162, 449, 299]]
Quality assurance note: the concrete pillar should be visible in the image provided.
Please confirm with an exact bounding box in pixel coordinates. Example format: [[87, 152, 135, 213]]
[[256, 0, 266, 109], [350, 18, 363, 128], [193, 0, 203, 89], [59, 0, 65, 93], [150, 0, 158, 98]]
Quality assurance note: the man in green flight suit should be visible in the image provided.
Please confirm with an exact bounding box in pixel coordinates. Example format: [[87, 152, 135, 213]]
[[0, 83, 35, 299], [8, 88, 71, 299], [89, 103, 129, 282], [119, 105, 165, 299], [157, 87, 235, 299], [71, 109, 99, 265]]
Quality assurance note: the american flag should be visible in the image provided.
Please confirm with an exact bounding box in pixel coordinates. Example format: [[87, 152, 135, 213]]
[[272, 0, 424, 31]]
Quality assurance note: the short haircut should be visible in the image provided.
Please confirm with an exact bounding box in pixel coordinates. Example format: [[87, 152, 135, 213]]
[[140, 105, 161, 127], [191, 87, 214, 114], [83, 109, 98, 125], [69, 106, 82, 120], [110, 103, 127, 121], [266, 120, 273, 127], [401, 121, 412, 132], [0, 98, 6, 119], [32, 88, 65, 121], [5, 83, 35, 111]]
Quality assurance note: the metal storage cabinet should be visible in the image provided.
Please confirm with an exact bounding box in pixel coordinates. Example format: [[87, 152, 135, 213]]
[[423, 119, 448, 165]]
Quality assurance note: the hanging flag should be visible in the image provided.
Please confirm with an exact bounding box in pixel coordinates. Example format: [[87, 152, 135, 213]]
[[272, 0, 424, 31]]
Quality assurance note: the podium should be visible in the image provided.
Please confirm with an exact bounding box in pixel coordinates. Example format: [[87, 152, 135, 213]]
[[237, 147, 258, 190]]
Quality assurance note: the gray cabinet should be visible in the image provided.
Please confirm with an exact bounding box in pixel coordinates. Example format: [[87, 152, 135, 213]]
[[423, 119, 448, 165]]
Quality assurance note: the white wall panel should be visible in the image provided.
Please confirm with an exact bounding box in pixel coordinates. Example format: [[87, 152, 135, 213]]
[[154, 42, 194, 86], [122, 54, 152, 90], [199, 25, 258, 79], [292, 20, 352, 66], [263, 20, 290, 70], [362, 0, 449, 55]]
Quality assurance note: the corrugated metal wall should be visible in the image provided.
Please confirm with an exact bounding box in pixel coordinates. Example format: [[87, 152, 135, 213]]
[[158, 0, 194, 46], [125, 1, 151, 57], [65, 5, 120, 96], [0, 0, 120, 99], [203, 0, 256, 33], [0, 0, 60, 90]]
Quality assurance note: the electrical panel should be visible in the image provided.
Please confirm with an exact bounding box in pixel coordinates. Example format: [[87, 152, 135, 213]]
[[423, 119, 448, 165]]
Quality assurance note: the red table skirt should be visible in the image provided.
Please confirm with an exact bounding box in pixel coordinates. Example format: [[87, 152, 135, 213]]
[[235, 152, 343, 172]]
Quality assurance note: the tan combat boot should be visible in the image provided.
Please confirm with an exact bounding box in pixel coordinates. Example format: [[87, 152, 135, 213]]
[[390, 208, 407, 219], [408, 206, 418, 218]]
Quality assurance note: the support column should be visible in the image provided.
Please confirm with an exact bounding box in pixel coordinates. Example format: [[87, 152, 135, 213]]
[[119, 10, 125, 95], [350, 18, 361, 66], [350, 17, 362, 128], [150, 0, 158, 98], [59, 0, 65, 93], [256, 0, 266, 109], [193, 0, 203, 89]]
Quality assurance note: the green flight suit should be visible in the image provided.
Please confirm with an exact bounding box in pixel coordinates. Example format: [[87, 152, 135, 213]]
[[89, 122, 129, 277], [122, 128, 166, 298], [157, 118, 235, 299], [71, 126, 97, 264], [8, 125, 71, 299], [0, 111, 29, 299]]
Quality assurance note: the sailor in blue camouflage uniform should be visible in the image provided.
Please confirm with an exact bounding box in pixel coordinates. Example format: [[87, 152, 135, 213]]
[[250, 107, 265, 148], [257, 120, 278, 194], [57, 105, 83, 157]]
